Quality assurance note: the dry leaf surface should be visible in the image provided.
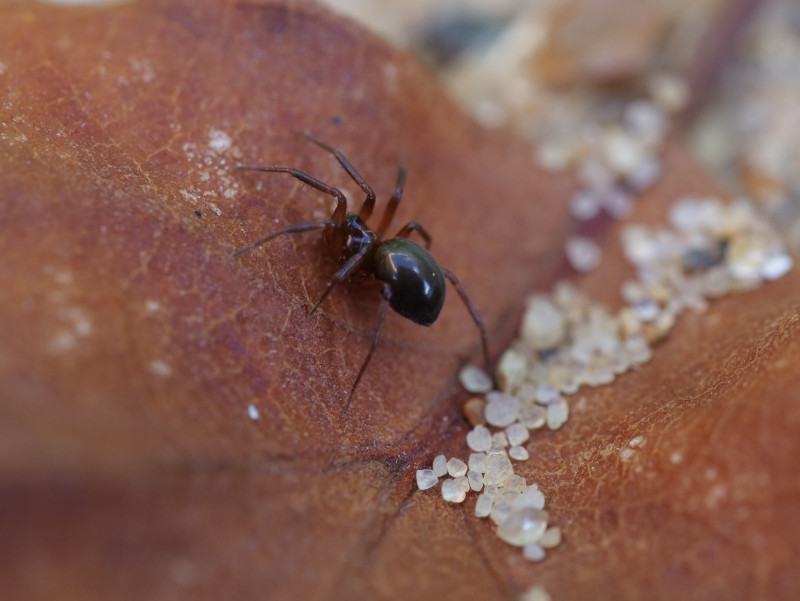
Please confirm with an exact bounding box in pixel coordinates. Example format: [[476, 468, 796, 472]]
[[0, 1, 798, 600]]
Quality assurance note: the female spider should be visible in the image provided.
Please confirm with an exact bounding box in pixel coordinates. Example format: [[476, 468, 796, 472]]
[[231, 131, 490, 414]]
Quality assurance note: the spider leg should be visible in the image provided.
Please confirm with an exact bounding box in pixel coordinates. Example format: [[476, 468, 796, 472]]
[[342, 283, 391, 415], [375, 163, 407, 238], [229, 220, 335, 258], [394, 221, 432, 249], [309, 241, 374, 316], [442, 267, 491, 373], [295, 131, 377, 222], [235, 165, 347, 223]]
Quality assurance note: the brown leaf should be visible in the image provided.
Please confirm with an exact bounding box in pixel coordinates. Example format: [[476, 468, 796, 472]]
[[0, 1, 798, 601]]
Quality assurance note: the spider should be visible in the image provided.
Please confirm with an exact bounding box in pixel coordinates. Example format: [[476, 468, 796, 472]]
[[231, 131, 490, 414]]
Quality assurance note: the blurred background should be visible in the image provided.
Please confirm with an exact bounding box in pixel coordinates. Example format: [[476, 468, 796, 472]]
[[318, 0, 800, 252]]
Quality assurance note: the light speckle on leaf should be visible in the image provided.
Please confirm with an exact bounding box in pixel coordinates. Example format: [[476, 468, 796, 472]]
[[149, 360, 172, 377], [208, 128, 232, 154]]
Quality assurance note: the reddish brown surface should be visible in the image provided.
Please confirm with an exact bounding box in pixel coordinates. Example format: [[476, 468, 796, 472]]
[[0, 1, 798, 600]]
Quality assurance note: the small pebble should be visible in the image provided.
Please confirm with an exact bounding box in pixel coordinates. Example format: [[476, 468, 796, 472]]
[[506, 423, 530, 446], [760, 252, 793, 280], [482, 454, 514, 487], [578, 158, 614, 190], [539, 526, 563, 549], [569, 189, 602, 221], [483, 484, 499, 499], [617, 306, 643, 338], [447, 457, 468, 478], [536, 142, 571, 172], [518, 404, 547, 429], [468, 452, 487, 473], [496, 507, 549, 546], [466, 424, 492, 452], [495, 348, 528, 392], [624, 100, 667, 139], [565, 236, 602, 272], [632, 299, 660, 322], [519, 584, 552, 601], [432, 454, 448, 478], [484, 392, 521, 427], [601, 186, 634, 219], [475, 493, 493, 517], [727, 232, 770, 280], [546, 398, 569, 430], [458, 364, 493, 393], [490, 502, 514, 525], [467, 470, 483, 491], [621, 225, 660, 265], [647, 73, 689, 113], [514, 486, 546, 510], [602, 128, 644, 175], [503, 474, 528, 494], [491, 431, 509, 447], [643, 310, 676, 343], [523, 542, 547, 562], [509, 445, 530, 461], [669, 197, 722, 234], [462, 397, 487, 426], [416, 469, 438, 491], [441, 479, 467, 503], [495, 489, 521, 506], [548, 365, 572, 391], [534, 383, 559, 405], [626, 155, 661, 191], [486, 444, 509, 456], [521, 297, 566, 350]]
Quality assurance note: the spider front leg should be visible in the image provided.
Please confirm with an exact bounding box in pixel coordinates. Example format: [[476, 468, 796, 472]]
[[234, 165, 348, 224], [229, 220, 335, 258], [342, 283, 392, 415], [295, 131, 377, 221], [376, 164, 407, 237], [309, 241, 375, 316]]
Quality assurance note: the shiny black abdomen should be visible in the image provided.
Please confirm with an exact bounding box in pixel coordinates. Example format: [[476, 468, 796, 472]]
[[373, 238, 446, 327]]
